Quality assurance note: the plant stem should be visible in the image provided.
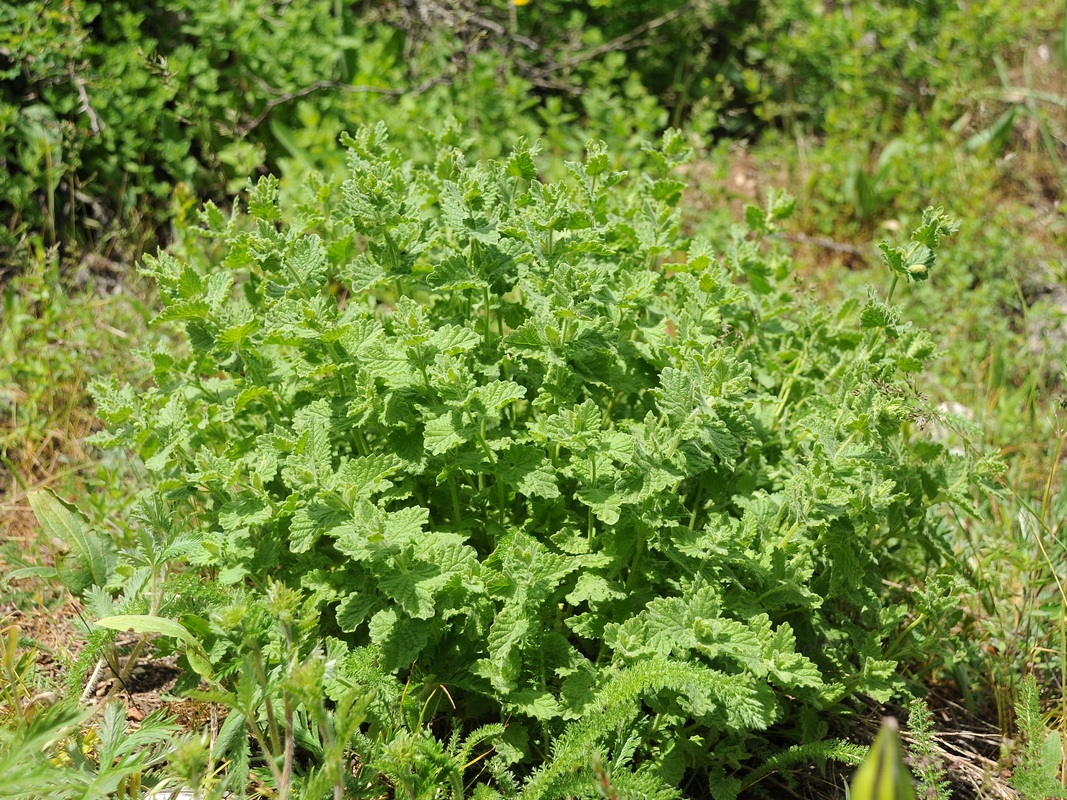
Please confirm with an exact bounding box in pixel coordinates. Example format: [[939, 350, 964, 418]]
[[886, 274, 899, 305], [449, 475, 463, 524], [625, 522, 647, 593], [280, 695, 294, 800]]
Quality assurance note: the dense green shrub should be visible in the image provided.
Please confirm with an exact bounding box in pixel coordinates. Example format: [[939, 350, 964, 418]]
[[73, 125, 982, 796], [0, 0, 647, 264], [0, 0, 337, 260], [0, 3, 456, 261], [4, 0, 1046, 272], [755, 0, 1035, 135]]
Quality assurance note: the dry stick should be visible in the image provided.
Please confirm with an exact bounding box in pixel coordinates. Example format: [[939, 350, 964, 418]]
[[242, 1, 704, 124], [410, 1, 698, 92], [859, 712, 1017, 800], [515, 2, 700, 90], [405, 0, 541, 50], [73, 73, 103, 134], [84, 634, 150, 720], [932, 736, 1018, 800], [1, 462, 96, 510], [551, 0, 698, 72], [439, 0, 542, 50], [236, 75, 452, 135], [409, 1, 569, 90], [774, 231, 874, 264], [79, 656, 107, 704], [208, 702, 220, 779]]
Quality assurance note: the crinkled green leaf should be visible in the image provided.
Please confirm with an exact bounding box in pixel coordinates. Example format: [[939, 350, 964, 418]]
[[424, 409, 471, 455]]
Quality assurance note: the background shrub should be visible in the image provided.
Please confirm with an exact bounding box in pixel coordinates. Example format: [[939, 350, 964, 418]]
[[2, 0, 1048, 273]]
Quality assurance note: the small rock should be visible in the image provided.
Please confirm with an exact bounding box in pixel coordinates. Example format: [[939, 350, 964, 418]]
[[145, 790, 202, 800]]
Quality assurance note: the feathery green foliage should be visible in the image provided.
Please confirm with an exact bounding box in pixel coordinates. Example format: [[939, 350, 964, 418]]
[[905, 697, 950, 800], [1012, 675, 1067, 799]]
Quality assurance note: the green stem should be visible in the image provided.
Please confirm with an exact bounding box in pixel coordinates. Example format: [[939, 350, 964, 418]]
[[475, 421, 506, 523], [44, 140, 55, 247], [587, 456, 597, 541], [834, 429, 859, 462], [772, 344, 808, 425], [449, 475, 463, 525], [244, 714, 286, 791], [475, 420, 496, 464], [687, 481, 703, 530], [777, 518, 802, 550], [625, 521, 647, 593], [413, 344, 433, 393], [886, 273, 899, 306], [280, 695, 294, 800], [254, 648, 282, 759], [645, 711, 663, 742]]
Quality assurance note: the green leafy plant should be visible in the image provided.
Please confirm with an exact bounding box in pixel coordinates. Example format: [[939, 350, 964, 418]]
[[85, 125, 972, 796], [877, 207, 959, 303], [905, 697, 950, 800], [739, 738, 867, 795], [21, 489, 117, 597], [0, 620, 178, 800], [1012, 674, 1067, 799]]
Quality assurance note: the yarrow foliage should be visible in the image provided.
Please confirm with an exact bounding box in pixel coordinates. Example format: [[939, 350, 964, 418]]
[[89, 124, 970, 797]]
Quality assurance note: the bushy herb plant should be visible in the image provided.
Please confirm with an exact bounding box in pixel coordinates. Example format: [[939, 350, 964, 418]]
[[87, 125, 974, 797]]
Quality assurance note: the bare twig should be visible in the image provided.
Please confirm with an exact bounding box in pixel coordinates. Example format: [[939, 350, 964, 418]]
[[73, 74, 103, 134], [511, 56, 586, 93], [553, 0, 697, 71], [775, 231, 873, 263], [852, 703, 1018, 800], [240, 1, 711, 133], [509, 1, 700, 90], [398, 0, 701, 92], [83, 634, 151, 723], [236, 75, 453, 135], [420, 0, 541, 51], [79, 656, 107, 704]]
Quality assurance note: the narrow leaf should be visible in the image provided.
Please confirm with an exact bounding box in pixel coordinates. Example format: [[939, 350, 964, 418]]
[[29, 489, 116, 595], [96, 614, 197, 646]]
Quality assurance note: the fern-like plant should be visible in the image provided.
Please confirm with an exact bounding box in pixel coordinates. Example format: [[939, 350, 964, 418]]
[[1012, 675, 1067, 800], [905, 697, 950, 800]]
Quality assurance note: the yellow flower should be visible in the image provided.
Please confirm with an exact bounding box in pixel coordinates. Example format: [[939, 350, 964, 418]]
[[514, 0, 531, 5]]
